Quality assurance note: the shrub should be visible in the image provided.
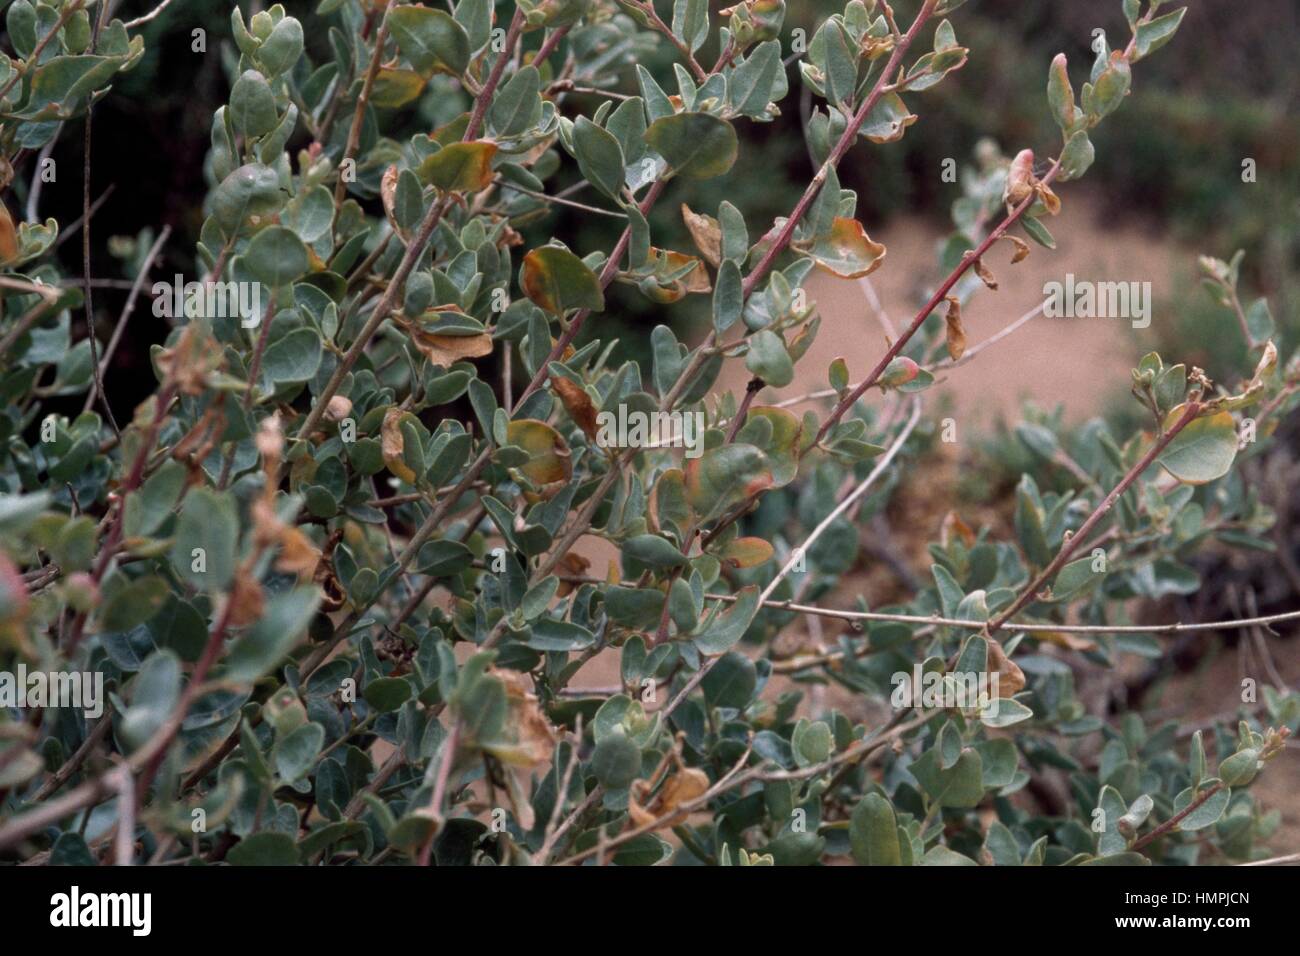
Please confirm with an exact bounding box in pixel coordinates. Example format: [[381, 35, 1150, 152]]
[[0, 0, 1296, 867]]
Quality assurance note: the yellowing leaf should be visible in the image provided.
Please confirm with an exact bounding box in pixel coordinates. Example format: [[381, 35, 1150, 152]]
[[417, 140, 498, 193], [505, 418, 572, 496], [520, 245, 604, 315], [717, 536, 774, 569], [370, 67, 427, 108], [640, 248, 712, 303], [802, 218, 886, 279]]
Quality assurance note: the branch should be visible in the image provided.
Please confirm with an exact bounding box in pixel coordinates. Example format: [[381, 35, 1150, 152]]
[[986, 400, 1203, 636], [660, 399, 921, 724]]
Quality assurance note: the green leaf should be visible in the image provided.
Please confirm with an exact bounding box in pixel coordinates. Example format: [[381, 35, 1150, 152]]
[[623, 534, 689, 569], [1051, 556, 1102, 602], [389, 5, 470, 76], [1085, 54, 1130, 121], [1158, 408, 1237, 484], [643, 112, 738, 180], [246, 226, 309, 289], [692, 586, 760, 655], [1217, 750, 1259, 787], [364, 677, 413, 713], [791, 719, 833, 767], [228, 831, 301, 866], [684, 444, 773, 516], [258, 16, 304, 75], [1057, 130, 1094, 182], [818, 19, 856, 107], [1046, 53, 1075, 131], [211, 164, 285, 238], [229, 70, 279, 138], [849, 793, 902, 865], [920, 845, 978, 865], [671, 0, 709, 53], [591, 731, 641, 789], [520, 245, 604, 315], [262, 327, 323, 384], [1172, 782, 1230, 831], [274, 721, 324, 782], [700, 651, 756, 709], [572, 117, 626, 200], [912, 747, 984, 807], [121, 650, 182, 751], [980, 698, 1033, 728], [1244, 297, 1274, 346], [745, 329, 794, 388], [370, 68, 426, 108], [526, 619, 595, 651], [169, 488, 238, 591], [713, 258, 743, 333], [488, 65, 541, 137], [1021, 216, 1056, 249], [224, 588, 322, 684], [1133, 7, 1186, 60], [100, 575, 169, 632], [730, 40, 781, 116]]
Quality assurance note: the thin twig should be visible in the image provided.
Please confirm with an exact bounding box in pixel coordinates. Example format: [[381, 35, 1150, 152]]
[[83, 225, 171, 413]]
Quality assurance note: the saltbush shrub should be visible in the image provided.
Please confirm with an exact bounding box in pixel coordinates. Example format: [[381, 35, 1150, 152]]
[[0, 0, 1296, 867]]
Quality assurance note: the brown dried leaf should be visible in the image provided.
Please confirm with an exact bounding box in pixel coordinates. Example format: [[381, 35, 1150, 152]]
[[227, 572, 266, 629], [0, 202, 18, 265], [657, 765, 709, 814], [1004, 149, 1036, 207], [276, 526, 322, 578], [987, 639, 1026, 698], [944, 295, 966, 361], [1006, 235, 1031, 264], [680, 203, 721, 268], [486, 669, 557, 767], [555, 551, 591, 597], [381, 407, 418, 484], [941, 511, 976, 549], [549, 373, 599, 442], [1035, 181, 1062, 216], [973, 257, 997, 291], [401, 324, 494, 367]]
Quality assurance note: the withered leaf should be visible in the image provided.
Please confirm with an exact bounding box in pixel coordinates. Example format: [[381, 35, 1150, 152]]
[[680, 203, 721, 268], [549, 374, 599, 442], [944, 295, 966, 361], [987, 638, 1026, 698]]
